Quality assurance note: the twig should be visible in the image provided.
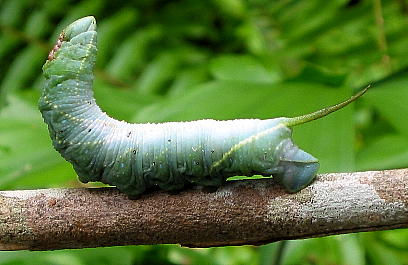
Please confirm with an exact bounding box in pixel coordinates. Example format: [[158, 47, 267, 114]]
[[0, 169, 407, 251]]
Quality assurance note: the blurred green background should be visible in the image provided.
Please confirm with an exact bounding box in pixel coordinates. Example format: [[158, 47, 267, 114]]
[[1, 0, 408, 264]]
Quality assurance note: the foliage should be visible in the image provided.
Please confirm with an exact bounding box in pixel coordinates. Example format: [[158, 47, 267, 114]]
[[0, 0, 407, 264]]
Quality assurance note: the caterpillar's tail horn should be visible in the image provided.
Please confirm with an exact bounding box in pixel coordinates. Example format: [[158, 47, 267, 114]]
[[284, 85, 369, 128]]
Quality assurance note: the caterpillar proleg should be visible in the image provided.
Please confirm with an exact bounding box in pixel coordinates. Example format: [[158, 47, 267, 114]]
[[39, 17, 367, 197]]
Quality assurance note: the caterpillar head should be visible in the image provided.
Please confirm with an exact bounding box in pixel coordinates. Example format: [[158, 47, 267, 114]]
[[63, 16, 96, 41], [275, 139, 319, 193], [43, 16, 97, 75]]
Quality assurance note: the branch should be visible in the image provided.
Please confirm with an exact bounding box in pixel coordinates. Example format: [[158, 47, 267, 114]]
[[0, 169, 407, 250]]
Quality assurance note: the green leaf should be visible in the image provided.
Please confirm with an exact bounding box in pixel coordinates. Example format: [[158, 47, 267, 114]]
[[361, 233, 405, 265], [337, 235, 365, 265], [167, 65, 210, 97], [289, 63, 347, 87], [210, 55, 279, 84], [258, 242, 282, 265], [356, 134, 408, 171], [50, 0, 105, 40], [97, 9, 139, 67], [0, 95, 75, 189], [378, 229, 408, 250], [282, 237, 342, 265], [106, 26, 163, 81], [0, 46, 46, 108], [211, 0, 246, 18], [364, 72, 408, 136], [23, 10, 50, 38], [93, 79, 159, 121], [0, 0, 27, 26], [133, 52, 182, 94]]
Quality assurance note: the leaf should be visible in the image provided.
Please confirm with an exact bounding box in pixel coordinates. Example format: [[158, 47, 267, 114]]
[[105, 26, 163, 81], [167, 65, 210, 97], [258, 242, 281, 265], [289, 63, 347, 87], [0, 246, 138, 265], [0, 95, 75, 189], [378, 229, 408, 250], [210, 55, 279, 84], [361, 233, 405, 265], [282, 237, 343, 265], [133, 52, 182, 94], [0, 0, 27, 26], [337, 235, 365, 265], [0, 46, 46, 109], [364, 71, 408, 136], [23, 10, 50, 38], [93, 79, 159, 121], [211, 0, 246, 18], [356, 134, 408, 171], [49, 0, 105, 40], [97, 9, 139, 67]]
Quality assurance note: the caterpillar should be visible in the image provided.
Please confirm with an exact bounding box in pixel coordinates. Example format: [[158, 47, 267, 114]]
[[39, 16, 367, 197]]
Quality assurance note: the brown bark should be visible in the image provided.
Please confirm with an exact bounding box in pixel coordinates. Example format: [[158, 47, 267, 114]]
[[0, 169, 407, 251]]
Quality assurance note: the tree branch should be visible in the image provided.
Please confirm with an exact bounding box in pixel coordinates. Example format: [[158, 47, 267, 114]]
[[0, 169, 407, 250]]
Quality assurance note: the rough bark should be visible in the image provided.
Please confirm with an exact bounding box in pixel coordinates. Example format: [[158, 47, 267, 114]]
[[0, 169, 407, 251]]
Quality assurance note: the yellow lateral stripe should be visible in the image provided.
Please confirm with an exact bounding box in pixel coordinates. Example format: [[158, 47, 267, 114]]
[[210, 123, 285, 171]]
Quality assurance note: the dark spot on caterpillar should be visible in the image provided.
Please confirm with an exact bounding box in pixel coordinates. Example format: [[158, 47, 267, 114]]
[[195, 161, 199, 165], [48, 33, 64, 61], [168, 139, 171, 142], [211, 150, 215, 153], [87, 101, 92, 105], [132, 149, 137, 154], [88, 129, 92, 132], [152, 161, 156, 166], [127, 131, 131, 137]]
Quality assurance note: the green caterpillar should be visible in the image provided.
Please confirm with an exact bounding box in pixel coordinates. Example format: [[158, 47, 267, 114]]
[[39, 16, 367, 197]]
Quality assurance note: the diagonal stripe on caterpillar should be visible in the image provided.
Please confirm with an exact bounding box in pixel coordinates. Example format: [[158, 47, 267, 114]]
[[39, 16, 368, 197]]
